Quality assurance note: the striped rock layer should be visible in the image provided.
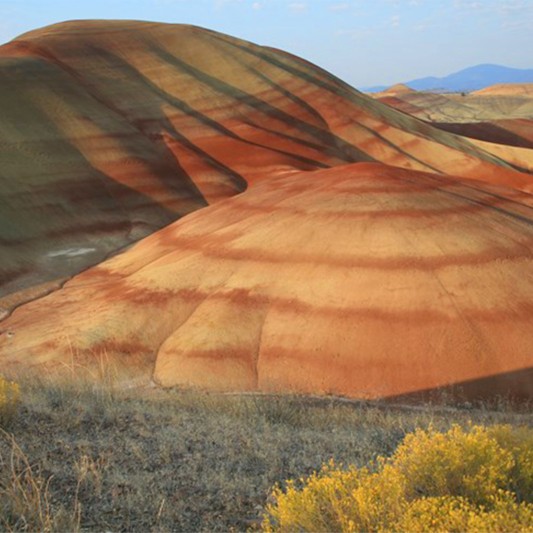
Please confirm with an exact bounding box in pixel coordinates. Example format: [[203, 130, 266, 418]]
[[2, 162, 533, 400], [1, 21, 533, 400]]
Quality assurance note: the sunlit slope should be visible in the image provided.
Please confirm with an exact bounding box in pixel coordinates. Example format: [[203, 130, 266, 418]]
[[473, 83, 533, 97], [2, 20, 531, 310], [1, 163, 532, 400]]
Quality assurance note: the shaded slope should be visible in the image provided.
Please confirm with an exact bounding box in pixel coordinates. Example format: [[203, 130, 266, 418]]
[[2, 163, 533, 400], [434, 119, 533, 149], [0, 53, 210, 310], [2, 20, 532, 316], [432, 119, 533, 174]]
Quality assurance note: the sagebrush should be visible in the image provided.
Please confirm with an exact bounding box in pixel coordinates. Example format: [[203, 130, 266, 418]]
[[263, 424, 533, 532]]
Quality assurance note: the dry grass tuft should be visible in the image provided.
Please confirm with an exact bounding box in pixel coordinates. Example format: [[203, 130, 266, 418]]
[[0, 430, 80, 532]]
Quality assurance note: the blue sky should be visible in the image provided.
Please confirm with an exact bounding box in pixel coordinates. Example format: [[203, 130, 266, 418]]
[[0, 0, 531, 87]]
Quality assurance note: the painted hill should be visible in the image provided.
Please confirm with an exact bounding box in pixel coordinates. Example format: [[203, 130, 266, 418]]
[[2, 162, 533, 400], [365, 64, 533, 94], [1, 21, 533, 401], [3, 20, 529, 315], [374, 83, 415, 97], [473, 83, 533, 97]]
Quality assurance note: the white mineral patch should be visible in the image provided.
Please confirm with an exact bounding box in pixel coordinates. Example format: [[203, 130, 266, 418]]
[[47, 247, 97, 258]]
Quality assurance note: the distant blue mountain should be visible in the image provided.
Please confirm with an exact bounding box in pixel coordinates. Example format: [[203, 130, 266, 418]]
[[362, 64, 533, 93]]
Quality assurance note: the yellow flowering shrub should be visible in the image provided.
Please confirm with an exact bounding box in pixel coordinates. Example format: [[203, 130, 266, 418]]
[[393, 425, 515, 506], [399, 493, 533, 533], [262, 424, 533, 532], [0, 376, 20, 426], [488, 424, 533, 503]]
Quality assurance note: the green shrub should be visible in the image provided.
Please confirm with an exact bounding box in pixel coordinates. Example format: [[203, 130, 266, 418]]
[[263, 424, 533, 532]]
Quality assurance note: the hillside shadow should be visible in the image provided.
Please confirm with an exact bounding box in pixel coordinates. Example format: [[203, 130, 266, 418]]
[[99, 49, 326, 181], [0, 50, 221, 302], [146, 43, 373, 165], [5, 40, 214, 211], [433, 122, 533, 149], [385, 367, 533, 407]]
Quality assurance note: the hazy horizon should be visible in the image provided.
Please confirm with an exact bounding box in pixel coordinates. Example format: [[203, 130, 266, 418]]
[[0, 0, 532, 89]]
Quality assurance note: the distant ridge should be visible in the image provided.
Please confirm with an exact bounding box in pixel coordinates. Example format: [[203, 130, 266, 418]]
[[363, 64, 533, 93]]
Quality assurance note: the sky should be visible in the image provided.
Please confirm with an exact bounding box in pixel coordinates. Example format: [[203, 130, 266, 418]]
[[0, 0, 532, 88]]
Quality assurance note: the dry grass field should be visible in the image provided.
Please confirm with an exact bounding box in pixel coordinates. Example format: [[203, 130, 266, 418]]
[[1, 378, 530, 532]]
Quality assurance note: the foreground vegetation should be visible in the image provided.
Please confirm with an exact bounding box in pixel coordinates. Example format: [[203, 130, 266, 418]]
[[0, 376, 531, 531], [263, 424, 533, 532], [0, 378, 19, 428]]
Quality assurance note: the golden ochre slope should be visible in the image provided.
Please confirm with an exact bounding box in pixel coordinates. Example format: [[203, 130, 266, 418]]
[[2, 162, 533, 400], [1, 21, 533, 400]]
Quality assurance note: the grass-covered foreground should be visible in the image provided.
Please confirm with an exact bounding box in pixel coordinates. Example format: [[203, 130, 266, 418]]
[[0, 377, 531, 532]]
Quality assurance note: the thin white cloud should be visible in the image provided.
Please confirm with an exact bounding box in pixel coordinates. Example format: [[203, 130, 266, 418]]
[[335, 27, 374, 40], [498, 0, 533, 17], [288, 2, 307, 13], [329, 2, 350, 11], [213, 0, 244, 9], [451, 0, 533, 30]]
